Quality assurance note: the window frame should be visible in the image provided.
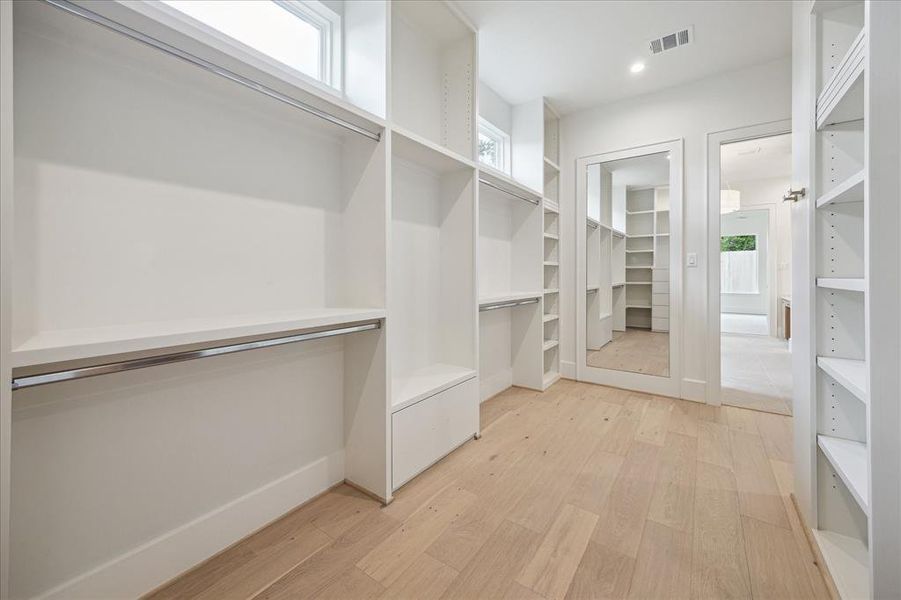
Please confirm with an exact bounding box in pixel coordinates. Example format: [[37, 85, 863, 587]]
[[124, 0, 343, 93], [478, 117, 512, 175]]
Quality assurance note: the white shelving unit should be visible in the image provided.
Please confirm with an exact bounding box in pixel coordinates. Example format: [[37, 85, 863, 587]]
[[799, 2, 901, 598], [0, 2, 485, 598], [541, 103, 562, 389]]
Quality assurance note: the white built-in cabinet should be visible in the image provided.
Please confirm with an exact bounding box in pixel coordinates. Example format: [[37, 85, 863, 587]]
[[0, 1, 493, 597], [796, 1, 900, 598]]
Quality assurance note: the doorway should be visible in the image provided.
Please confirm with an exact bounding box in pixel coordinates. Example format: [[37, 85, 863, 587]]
[[708, 126, 793, 415]]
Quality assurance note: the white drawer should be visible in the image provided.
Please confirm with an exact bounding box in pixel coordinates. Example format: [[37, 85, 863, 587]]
[[652, 281, 668, 294], [652, 268, 669, 282], [392, 376, 478, 490], [652, 317, 669, 332], [652, 306, 669, 320], [652, 293, 669, 307]]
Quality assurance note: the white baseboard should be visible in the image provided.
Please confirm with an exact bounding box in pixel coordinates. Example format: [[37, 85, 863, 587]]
[[681, 378, 707, 403], [38, 451, 345, 600], [560, 360, 576, 379], [480, 368, 512, 403]]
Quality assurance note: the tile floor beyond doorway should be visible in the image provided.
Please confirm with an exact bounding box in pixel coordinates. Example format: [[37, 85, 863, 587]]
[[150, 380, 825, 600], [722, 332, 793, 416]]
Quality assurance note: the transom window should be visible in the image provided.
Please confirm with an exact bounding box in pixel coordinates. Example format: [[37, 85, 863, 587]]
[[158, 0, 341, 89], [478, 117, 511, 175]]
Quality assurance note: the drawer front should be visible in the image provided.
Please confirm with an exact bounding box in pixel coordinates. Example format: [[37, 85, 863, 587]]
[[652, 306, 669, 320], [652, 317, 670, 332], [652, 293, 669, 307], [652, 268, 669, 282], [392, 377, 478, 490], [652, 281, 668, 294]]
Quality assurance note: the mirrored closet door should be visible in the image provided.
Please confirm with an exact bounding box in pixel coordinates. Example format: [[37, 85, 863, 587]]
[[576, 141, 683, 397]]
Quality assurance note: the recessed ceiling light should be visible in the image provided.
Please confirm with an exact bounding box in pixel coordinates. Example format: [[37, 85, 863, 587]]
[[630, 62, 645, 74]]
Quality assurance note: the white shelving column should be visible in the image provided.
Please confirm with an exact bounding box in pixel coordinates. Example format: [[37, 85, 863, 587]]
[[388, 1, 479, 490], [542, 103, 562, 389], [803, 1, 901, 598], [586, 163, 614, 350], [625, 188, 654, 328], [652, 186, 670, 332]]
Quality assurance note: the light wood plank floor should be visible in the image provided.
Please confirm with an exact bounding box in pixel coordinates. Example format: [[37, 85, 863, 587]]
[[148, 380, 827, 600], [586, 329, 670, 377]]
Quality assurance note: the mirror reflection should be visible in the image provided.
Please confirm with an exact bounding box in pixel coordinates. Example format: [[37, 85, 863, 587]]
[[585, 152, 670, 377]]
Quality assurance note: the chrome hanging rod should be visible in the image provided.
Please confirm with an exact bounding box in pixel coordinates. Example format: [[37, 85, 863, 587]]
[[42, 0, 382, 142], [11, 321, 381, 391], [587, 219, 599, 230], [478, 178, 540, 206], [479, 298, 540, 312]]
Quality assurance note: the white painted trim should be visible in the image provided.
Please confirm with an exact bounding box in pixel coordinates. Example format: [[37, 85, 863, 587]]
[[35, 452, 344, 600], [560, 359, 576, 379], [706, 120, 792, 406], [576, 140, 684, 399], [681, 378, 707, 403]]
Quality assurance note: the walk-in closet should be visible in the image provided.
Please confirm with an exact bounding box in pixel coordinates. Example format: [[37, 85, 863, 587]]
[[1, 1, 899, 599]]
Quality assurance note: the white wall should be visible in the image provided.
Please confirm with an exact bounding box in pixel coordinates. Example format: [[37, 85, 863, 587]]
[[721, 209, 769, 315], [560, 57, 791, 397], [478, 81, 513, 134], [732, 175, 792, 301]]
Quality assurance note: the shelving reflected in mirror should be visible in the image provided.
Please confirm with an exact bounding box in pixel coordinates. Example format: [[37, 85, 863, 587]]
[[585, 151, 671, 377]]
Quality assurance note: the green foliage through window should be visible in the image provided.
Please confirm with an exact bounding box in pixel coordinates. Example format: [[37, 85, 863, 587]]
[[721, 235, 756, 252]]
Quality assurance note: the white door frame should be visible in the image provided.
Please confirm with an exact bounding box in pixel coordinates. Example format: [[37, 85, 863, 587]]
[[706, 120, 792, 405], [576, 139, 684, 398]]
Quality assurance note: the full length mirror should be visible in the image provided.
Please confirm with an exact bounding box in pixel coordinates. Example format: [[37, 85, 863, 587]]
[[585, 152, 671, 377]]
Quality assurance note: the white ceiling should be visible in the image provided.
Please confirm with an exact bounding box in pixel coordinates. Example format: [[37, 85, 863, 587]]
[[456, 0, 792, 114], [721, 133, 792, 185]]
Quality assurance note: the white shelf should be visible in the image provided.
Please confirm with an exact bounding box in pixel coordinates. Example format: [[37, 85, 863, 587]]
[[544, 261, 559, 267], [11, 308, 387, 368], [817, 277, 865, 292], [479, 291, 542, 307], [543, 339, 559, 352], [544, 199, 560, 214], [544, 233, 559, 241], [625, 266, 652, 270], [599, 311, 612, 320], [586, 217, 600, 229], [544, 288, 559, 295], [626, 210, 654, 215], [817, 357, 868, 404], [816, 169, 865, 208], [543, 314, 559, 323], [626, 304, 652, 310], [392, 363, 477, 413], [656, 233, 670, 237], [612, 229, 626, 238], [625, 282, 652, 286], [543, 156, 560, 174], [626, 249, 653, 254], [818, 435, 869, 514], [392, 126, 476, 174], [478, 167, 543, 203], [586, 284, 600, 292], [627, 234, 654, 239], [810, 529, 870, 600], [612, 282, 625, 287], [816, 28, 865, 129]]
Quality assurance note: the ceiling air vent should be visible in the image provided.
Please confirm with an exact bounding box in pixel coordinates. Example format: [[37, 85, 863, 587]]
[[649, 26, 693, 54]]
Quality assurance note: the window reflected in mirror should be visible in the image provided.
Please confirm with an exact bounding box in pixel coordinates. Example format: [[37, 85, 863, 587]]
[[585, 152, 670, 377]]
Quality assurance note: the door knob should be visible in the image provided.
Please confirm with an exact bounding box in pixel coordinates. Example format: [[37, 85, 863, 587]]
[[782, 188, 806, 202]]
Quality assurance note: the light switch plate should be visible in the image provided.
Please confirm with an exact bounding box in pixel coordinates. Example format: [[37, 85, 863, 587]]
[[687, 252, 697, 267]]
